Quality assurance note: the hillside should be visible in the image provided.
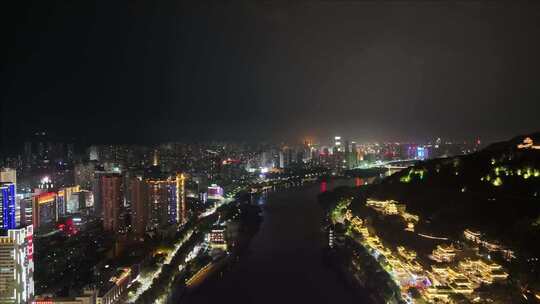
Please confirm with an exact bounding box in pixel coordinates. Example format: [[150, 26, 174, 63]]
[[370, 132, 540, 257]]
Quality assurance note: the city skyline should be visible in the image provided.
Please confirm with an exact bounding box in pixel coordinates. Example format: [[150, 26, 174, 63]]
[[4, 1, 540, 303]]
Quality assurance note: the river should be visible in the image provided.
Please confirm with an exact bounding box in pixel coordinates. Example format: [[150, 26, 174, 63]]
[[183, 179, 370, 304]]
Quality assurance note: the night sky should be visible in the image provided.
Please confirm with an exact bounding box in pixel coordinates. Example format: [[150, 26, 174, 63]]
[[3, 1, 540, 148]]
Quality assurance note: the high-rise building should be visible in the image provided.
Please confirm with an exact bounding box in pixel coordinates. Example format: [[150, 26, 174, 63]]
[[130, 178, 148, 237], [416, 146, 428, 160], [0, 225, 34, 303], [101, 174, 123, 233], [147, 178, 175, 229], [334, 136, 343, 153], [152, 149, 159, 167], [146, 172, 186, 229], [0, 170, 17, 228], [74, 162, 95, 190], [56, 185, 80, 217], [24, 143, 32, 167], [92, 170, 109, 217], [176, 173, 186, 225], [349, 141, 358, 168], [32, 192, 58, 232], [66, 191, 82, 214], [88, 146, 99, 161], [0, 183, 17, 230], [278, 151, 285, 168], [143, 165, 186, 230], [69, 190, 93, 212], [66, 144, 75, 162], [20, 197, 33, 227]]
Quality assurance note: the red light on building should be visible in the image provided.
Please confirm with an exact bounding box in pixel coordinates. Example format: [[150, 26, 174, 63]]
[[355, 177, 363, 187], [320, 181, 327, 193], [27, 227, 33, 261], [57, 218, 79, 236], [222, 158, 241, 165]]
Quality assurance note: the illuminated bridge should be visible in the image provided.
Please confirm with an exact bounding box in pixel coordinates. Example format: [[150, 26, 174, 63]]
[[359, 159, 420, 170], [380, 159, 419, 169]]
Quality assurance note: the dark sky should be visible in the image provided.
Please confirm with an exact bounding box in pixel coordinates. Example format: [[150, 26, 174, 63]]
[[3, 1, 540, 148]]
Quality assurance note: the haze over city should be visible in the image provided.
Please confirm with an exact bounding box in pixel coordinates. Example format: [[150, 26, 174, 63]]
[[4, 1, 540, 148]]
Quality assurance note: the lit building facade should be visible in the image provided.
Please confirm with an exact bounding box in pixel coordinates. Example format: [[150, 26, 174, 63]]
[[101, 174, 123, 233], [207, 184, 223, 200], [32, 192, 58, 231], [0, 168, 16, 187], [96, 268, 132, 304], [74, 162, 95, 190], [0, 183, 17, 229], [147, 178, 175, 229], [130, 178, 148, 237], [67, 190, 92, 214], [0, 225, 34, 303], [144, 173, 186, 229], [176, 174, 186, 224], [416, 146, 428, 160], [20, 196, 33, 227], [334, 136, 343, 153], [430, 244, 459, 263], [209, 227, 227, 250], [33, 289, 96, 304], [57, 185, 80, 216]]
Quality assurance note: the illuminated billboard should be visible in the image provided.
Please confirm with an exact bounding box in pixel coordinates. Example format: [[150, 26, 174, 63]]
[[0, 183, 16, 229], [207, 184, 224, 200], [37, 192, 56, 205]]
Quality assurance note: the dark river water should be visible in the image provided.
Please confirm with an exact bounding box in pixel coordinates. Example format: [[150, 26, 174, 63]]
[[183, 179, 370, 304]]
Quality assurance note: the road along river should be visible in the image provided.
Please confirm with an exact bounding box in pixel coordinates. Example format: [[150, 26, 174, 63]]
[[183, 179, 371, 304]]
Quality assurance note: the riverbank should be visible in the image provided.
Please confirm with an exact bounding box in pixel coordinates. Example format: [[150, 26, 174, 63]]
[[182, 200, 263, 296], [183, 180, 366, 304], [128, 198, 242, 303], [322, 186, 404, 303]]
